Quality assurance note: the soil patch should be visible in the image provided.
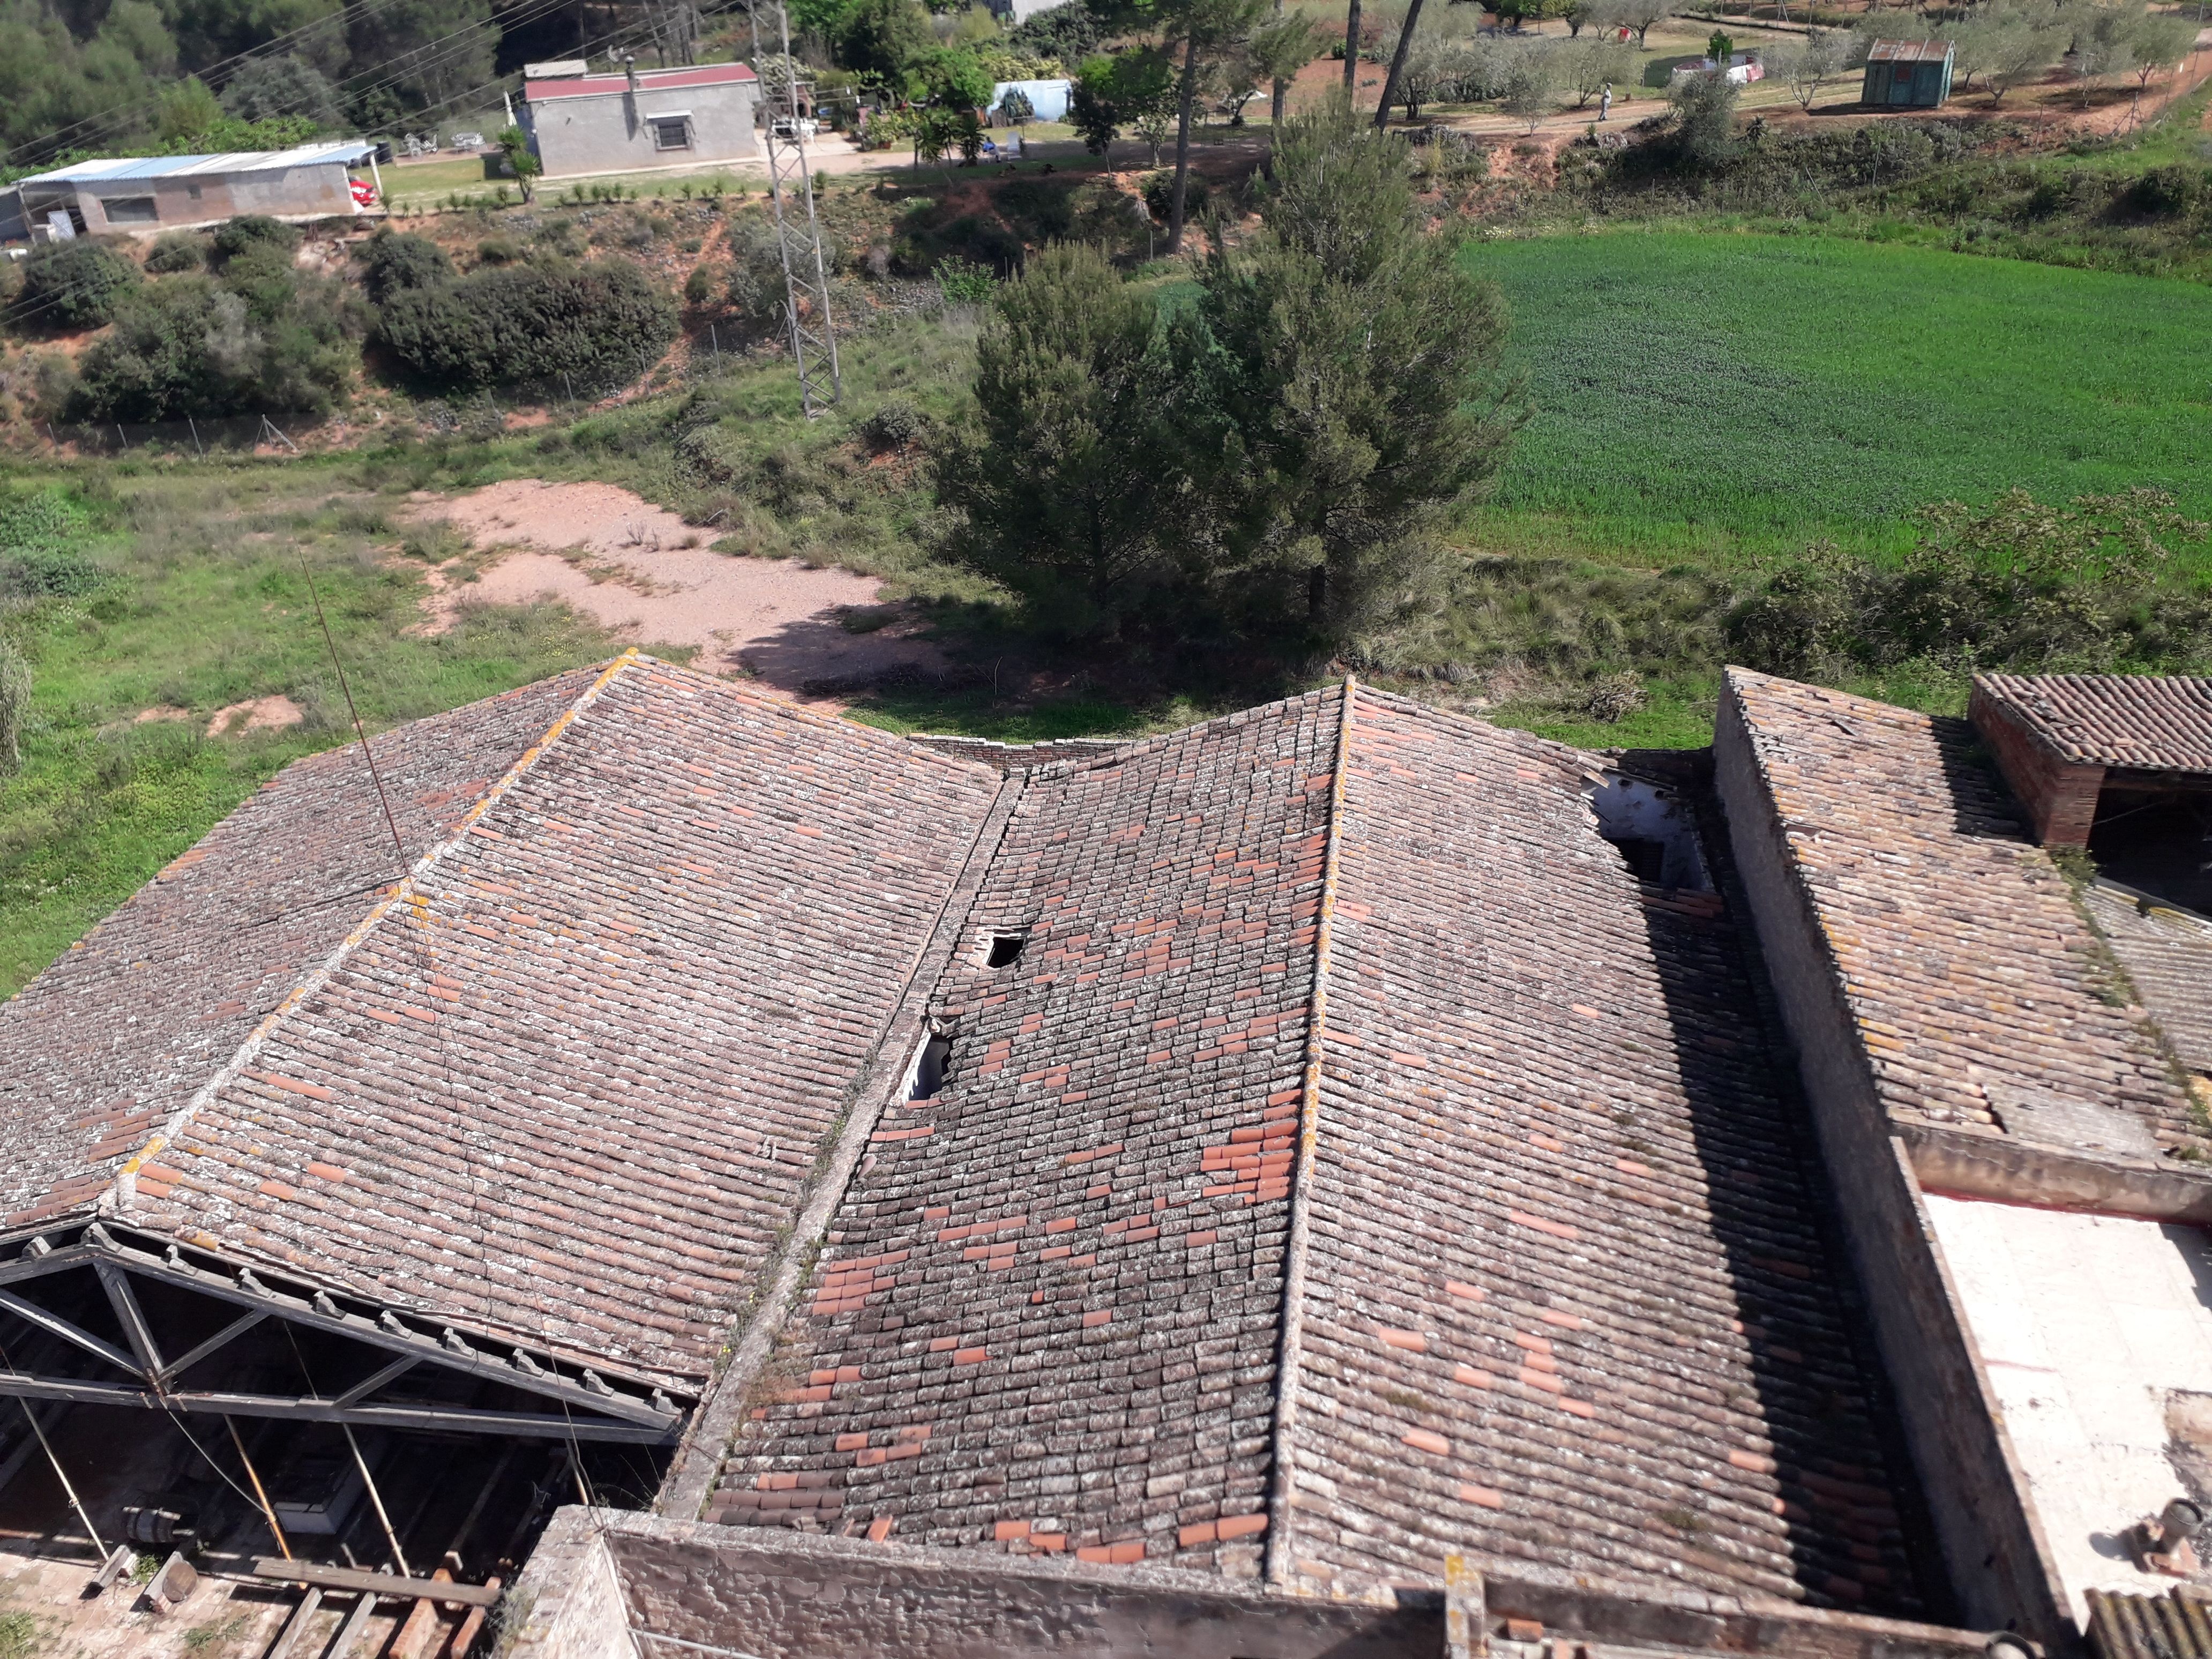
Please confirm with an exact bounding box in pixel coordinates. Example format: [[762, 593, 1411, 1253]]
[[207, 695, 304, 737], [416, 479, 943, 698]]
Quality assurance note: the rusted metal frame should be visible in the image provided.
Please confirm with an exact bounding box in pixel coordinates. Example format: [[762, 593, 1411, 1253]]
[[159, 1310, 268, 1386], [93, 1260, 165, 1377], [0, 1371, 676, 1443], [86, 1231, 681, 1430], [0, 1286, 143, 1379]]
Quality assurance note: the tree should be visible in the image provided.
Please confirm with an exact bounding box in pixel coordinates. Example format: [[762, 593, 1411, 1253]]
[[1246, 11, 1319, 124], [932, 243, 1185, 637], [1181, 92, 1514, 647], [907, 42, 993, 108], [1375, 0, 1433, 124], [1499, 40, 1563, 129], [1071, 47, 1175, 163], [495, 124, 541, 202], [1668, 62, 1737, 166], [835, 0, 932, 81], [1068, 55, 1126, 153], [1093, 0, 1266, 252], [156, 73, 223, 140], [2068, 2, 2138, 103], [347, 0, 497, 110], [2129, 10, 2196, 90], [12, 242, 140, 333], [1983, 14, 2064, 102], [1566, 34, 1632, 104], [357, 229, 454, 302], [1778, 28, 1851, 108], [1596, 0, 1667, 49], [219, 54, 340, 126]]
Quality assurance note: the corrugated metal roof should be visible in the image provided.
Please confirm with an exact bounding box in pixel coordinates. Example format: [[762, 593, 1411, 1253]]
[[1866, 38, 1955, 62], [2087, 1588, 2212, 1659], [20, 141, 376, 186], [525, 62, 756, 101], [1976, 673, 2212, 772]]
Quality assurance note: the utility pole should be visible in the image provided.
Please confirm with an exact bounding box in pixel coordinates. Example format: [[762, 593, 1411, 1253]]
[[752, 0, 841, 418]]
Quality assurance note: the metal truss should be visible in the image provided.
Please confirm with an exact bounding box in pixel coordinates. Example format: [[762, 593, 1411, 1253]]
[[0, 1222, 686, 1445], [751, 0, 841, 418]]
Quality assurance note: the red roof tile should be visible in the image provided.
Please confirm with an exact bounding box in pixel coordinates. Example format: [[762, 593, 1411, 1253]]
[[1974, 674, 2212, 773]]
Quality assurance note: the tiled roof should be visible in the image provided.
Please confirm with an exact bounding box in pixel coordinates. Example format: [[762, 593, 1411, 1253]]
[[718, 690, 1337, 1568], [6, 654, 1006, 1387], [0, 669, 600, 1230], [1721, 670, 2198, 1150], [719, 686, 1927, 1614], [1866, 39, 1953, 62], [2083, 883, 2212, 1074], [1974, 674, 2212, 773]]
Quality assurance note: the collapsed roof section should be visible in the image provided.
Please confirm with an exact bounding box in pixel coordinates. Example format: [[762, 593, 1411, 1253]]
[[0, 654, 1008, 1399], [717, 685, 1931, 1617]]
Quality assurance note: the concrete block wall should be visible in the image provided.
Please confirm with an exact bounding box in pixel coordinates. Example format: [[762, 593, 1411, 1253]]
[[1967, 684, 2104, 848], [1712, 683, 2075, 1650]]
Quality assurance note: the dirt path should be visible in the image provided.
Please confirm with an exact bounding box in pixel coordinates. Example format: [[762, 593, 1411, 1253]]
[[416, 480, 942, 699]]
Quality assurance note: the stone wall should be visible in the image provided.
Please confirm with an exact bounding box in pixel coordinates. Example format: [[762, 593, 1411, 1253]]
[[505, 1511, 2007, 1659], [1713, 684, 2075, 1650]]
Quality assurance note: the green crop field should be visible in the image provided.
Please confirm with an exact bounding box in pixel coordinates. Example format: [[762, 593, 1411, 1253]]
[[1462, 230, 2212, 565]]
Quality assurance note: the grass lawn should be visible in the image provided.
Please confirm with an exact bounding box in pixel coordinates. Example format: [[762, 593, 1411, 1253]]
[[0, 471, 623, 995], [1461, 229, 2212, 566]]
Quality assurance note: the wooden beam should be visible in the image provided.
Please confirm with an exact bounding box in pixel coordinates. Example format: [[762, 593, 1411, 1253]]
[[249, 1558, 503, 1609], [157, 1310, 266, 1386], [0, 1370, 675, 1443], [93, 1262, 165, 1379], [264, 1585, 323, 1659], [0, 1288, 143, 1379], [333, 1352, 418, 1409]]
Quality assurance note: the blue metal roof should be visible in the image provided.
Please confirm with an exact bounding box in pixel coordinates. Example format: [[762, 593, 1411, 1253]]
[[20, 142, 376, 186]]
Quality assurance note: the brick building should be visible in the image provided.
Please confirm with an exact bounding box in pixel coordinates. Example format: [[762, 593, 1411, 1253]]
[[2, 653, 2208, 1659]]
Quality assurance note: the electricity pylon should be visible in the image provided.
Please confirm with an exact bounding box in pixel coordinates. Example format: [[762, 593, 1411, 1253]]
[[751, 0, 841, 417]]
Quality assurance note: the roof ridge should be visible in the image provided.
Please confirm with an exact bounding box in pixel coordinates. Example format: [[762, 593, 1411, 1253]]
[[1018, 685, 1342, 780], [104, 648, 644, 1220], [623, 651, 1006, 781], [1261, 675, 1356, 1585]]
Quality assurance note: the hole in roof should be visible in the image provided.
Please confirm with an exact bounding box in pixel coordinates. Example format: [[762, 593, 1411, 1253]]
[[1585, 773, 1710, 893], [908, 1035, 952, 1101], [985, 933, 1026, 969]]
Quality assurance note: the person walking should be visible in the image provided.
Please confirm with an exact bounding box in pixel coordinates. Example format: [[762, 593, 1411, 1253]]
[[1600, 81, 1612, 119]]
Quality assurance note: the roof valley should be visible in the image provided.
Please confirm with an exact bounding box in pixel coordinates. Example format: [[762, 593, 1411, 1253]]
[[1262, 676, 1358, 1587], [105, 651, 640, 1231]]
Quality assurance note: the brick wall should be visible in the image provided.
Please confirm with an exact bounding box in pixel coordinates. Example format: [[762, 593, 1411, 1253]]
[[1713, 681, 2073, 1647], [1968, 685, 2104, 847]]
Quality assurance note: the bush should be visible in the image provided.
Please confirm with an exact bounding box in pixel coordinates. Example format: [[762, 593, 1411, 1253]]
[[1142, 169, 1210, 222], [68, 274, 359, 421], [1669, 71, 1740, 169], [210, 214, 302, 266], [373, 257, 677, 394], [2129, 163, 2203, 218], [0, 487, 100, 597], [357, 230, 455, 303], [858, 399, 923, 451], [723, 215, 792, 331], [145, 234, 209, 274], [12, 242, 141, 332]]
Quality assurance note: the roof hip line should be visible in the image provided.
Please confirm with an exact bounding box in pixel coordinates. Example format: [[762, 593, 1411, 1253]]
[[103, 649, 643, 1225], [1262, 674, 1356, 1587]]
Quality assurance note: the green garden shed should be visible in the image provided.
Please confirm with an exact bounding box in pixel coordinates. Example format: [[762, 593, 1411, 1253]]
[[1862, 39, 1955, 108]]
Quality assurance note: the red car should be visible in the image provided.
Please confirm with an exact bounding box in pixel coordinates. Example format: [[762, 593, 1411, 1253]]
[[349, 177, 378, 206]]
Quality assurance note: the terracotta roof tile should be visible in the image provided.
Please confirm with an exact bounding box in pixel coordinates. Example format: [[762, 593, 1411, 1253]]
[[1974, 674, 2212, 772], [1721, 669, 2196, 1149]]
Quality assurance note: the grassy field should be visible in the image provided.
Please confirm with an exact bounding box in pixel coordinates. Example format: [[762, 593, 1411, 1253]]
[[1462, 229, 2212, 565], [0, 472, 623, 994]]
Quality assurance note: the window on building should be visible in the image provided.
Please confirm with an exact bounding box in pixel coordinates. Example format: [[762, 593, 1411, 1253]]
[[651, 116, 692, 151], [103, 197, 159, 224], [984, 932, 1026, 968]]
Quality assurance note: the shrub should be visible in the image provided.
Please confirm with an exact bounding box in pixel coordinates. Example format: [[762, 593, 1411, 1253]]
[[934, 255, 996, 304], [1142, 169, 1210, 222], [0, 488, 100, 598], [2129, 163, 2203, 218], [145, 234, 209, 274], [69, 275, 358, 421], [210, 215, 303, 267], [373, 257, 678, 393], [859, 400, 922, 451], [12, 242, 141, 332], [357, 230, 455, 303], [723, 216, 792, 331], [1668, 71, 1740, 169]]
